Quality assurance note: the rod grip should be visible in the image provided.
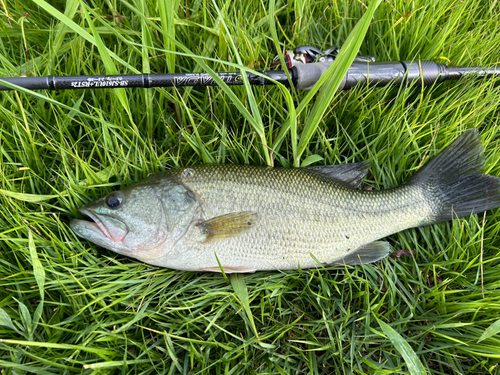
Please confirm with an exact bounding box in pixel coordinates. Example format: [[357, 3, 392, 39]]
[[293, 60, 453, 91]]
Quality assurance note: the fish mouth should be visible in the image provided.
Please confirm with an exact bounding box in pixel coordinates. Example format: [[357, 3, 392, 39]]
[[70, 208, 129, 243]]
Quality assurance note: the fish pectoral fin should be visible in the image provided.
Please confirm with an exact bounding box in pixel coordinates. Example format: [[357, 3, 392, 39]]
[[200, 266, 257, 273], [197, 212, 258, 242], [306, 161, 372, 189], [330, 241, 391, 265]]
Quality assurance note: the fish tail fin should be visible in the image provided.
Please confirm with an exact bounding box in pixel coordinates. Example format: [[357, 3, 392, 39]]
[[409, 128, 500, 224]]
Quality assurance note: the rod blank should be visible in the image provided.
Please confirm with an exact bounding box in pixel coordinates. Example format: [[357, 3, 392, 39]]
[[0, 71, 292, 91]]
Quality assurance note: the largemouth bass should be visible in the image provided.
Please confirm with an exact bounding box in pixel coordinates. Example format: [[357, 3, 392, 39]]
[[70, 129, 500, 272]]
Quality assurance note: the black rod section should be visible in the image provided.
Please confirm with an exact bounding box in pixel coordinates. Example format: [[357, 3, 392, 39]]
[[0, 70, 292, 91]]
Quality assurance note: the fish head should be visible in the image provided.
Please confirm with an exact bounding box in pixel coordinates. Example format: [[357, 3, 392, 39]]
[[70, 178, 200, 262]]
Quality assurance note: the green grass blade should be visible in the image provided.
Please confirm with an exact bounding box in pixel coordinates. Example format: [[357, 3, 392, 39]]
[[158, 0, 180, 73], [136, 0, 155, 137], [80, 3, 132, 120], [300, 154, 324, 167], [230, 274, 260, 341], [0, 189, 58, 202], [0, 361, 55, 375], [211, 1, 269, 165], [30, 0, 139, 73], [478, 319, 500, 343], [378, 320, 427, 375], [296, 0, 382, 165], [0, 309, 16, 331], [83, 360, 151, 369], [0, 339, 114, 357], [28, 231, 45, 302], [269, 0, 298, 163], [15, 299, 32, 340]]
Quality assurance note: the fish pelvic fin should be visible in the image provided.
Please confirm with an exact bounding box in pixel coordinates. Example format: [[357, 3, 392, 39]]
[[196, 212, 258, 242], [328, 241, 391, 266], [409, 128, 500, 223]]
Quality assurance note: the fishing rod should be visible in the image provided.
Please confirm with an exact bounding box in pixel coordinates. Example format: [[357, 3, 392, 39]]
[[0, 46, 498, 92]]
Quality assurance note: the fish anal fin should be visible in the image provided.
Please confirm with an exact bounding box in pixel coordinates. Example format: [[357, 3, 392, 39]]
[[197, 212, 258, 242], [306, 161, 372, 189], [330, 241, 391, 265], [200, 266, 257, 274]]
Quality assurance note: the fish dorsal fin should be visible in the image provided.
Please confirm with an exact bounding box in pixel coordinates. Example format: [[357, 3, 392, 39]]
[[197, 212, 258, 242], [329, 241, 391, 265], [306, 161, 372, 189]]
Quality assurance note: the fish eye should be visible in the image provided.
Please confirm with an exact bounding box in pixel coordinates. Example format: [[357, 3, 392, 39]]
[[105, 192, 124, 209]]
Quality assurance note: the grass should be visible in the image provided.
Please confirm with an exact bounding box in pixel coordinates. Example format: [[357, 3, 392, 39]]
[[0, 0, 500, 373]]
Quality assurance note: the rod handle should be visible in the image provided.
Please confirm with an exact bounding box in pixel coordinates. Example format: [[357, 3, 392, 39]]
[[293, 60, 498, 91]]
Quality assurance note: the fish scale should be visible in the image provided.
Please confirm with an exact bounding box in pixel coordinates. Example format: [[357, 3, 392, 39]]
[[153, 164, 431, 271]]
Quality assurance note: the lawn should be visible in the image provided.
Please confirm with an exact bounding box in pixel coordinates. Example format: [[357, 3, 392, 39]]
[[1, 0, 500, 374]]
